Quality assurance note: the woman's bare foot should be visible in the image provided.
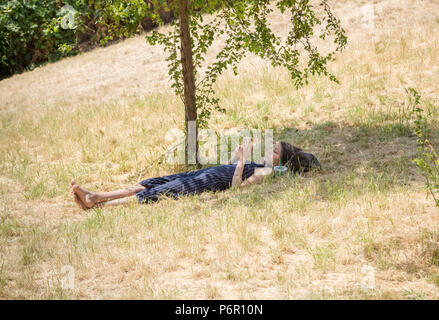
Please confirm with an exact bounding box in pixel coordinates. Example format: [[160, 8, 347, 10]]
[[71, 180, 99, 209], [72, 191, 89, 210]]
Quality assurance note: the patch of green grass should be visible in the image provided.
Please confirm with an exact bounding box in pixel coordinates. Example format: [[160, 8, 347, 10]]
[[311, 121, 339, 133], [84, 210, 108, 232], [20, 227, 54, 266], [363, 237, 403, 271], [0, 212, 22, 238], [402, 289, 427, 300], [21, 245, 38, 266], [306, 288, 339, 300], [309, 245, 336, 271], [428, 273, 439, 287], [205, 283, 221, 299], [315, 169, 401, 205], [0, 257, 6, 291], [46, 286, 72, 300], [420, 229, 439, 267], [284, 185, 312, 211], [24, 180, 48, 200]]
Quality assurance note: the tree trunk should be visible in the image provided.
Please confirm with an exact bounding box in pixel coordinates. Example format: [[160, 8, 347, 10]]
[[178, 0, 198, 165]]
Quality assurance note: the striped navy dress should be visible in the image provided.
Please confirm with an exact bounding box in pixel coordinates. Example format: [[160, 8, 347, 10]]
[[136, 161, 265, 204]]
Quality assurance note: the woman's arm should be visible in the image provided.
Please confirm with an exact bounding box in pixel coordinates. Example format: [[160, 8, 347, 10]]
[[232, 162, 272, 188], [231, 143, 272, 188], [239, 167, 272, 187], [231, 146, 246, 187]]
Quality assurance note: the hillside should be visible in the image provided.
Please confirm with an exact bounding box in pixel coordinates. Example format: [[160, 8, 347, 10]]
[[0, 0, 439, 299]]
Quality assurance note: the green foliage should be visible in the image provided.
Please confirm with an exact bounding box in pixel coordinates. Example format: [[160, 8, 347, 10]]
[[146, 0, 347, 128], [0, 0, 170, 79], [76, 0, 150, 45], [0, 0, 76, 77], [409, 88, 439, 206]]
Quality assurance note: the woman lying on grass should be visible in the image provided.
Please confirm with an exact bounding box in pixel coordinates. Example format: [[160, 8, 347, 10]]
[[71, 139, 320, 209]]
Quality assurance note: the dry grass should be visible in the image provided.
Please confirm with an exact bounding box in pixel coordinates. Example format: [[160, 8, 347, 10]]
[[0, 0, 439, 299]]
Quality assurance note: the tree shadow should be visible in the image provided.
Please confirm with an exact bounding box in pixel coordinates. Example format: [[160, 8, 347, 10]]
[[277, 120, 423, 179], [198, 119, 436, 208], [144, 116, 437, 210]]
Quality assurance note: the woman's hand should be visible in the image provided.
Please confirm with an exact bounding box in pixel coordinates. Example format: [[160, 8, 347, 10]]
[[237, 145, 244, 160], [240, 137, 253, 161], [231, 137, 250, 187], [229, 137, 253, 164]]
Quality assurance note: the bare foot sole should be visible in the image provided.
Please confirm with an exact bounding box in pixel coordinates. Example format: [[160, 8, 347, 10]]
[[71, 180, 98, 209]]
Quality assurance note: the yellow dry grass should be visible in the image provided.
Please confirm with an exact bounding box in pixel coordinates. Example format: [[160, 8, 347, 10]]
[[0, 0, 439, 299]]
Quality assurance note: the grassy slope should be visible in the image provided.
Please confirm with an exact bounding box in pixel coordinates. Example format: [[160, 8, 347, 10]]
[[0, 0, 439, 299]]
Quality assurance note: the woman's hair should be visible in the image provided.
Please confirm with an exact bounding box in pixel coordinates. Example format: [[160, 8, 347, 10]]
[[280, 141, 321, 173]]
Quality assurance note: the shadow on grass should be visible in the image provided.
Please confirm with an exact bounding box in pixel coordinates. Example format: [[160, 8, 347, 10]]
[[194, 118, 437, 209], [277, 120, 423, 178]]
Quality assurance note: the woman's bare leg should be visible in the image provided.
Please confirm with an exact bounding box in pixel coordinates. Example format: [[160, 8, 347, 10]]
[[95, 196, 138, 208], [73, 192, 139, 210], [71, 180, 145, 209]]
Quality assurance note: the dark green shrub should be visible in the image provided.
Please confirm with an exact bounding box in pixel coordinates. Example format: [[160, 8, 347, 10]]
[[0, 0, 77, 78], [0, 0, 173, 79]]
